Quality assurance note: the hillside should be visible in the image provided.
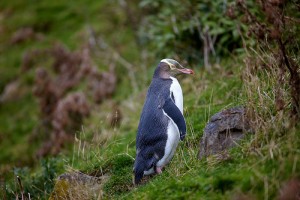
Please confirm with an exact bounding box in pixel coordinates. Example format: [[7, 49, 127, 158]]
[[0, 1, 299, 199]]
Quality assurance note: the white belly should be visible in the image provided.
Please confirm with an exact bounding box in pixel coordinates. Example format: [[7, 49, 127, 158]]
[[169, 77, 183, 113], [144, 77, 183, 174], [157, 77, 183, 167], [156, 120, 180, 167]]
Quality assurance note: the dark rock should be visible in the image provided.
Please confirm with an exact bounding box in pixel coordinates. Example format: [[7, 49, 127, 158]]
[[198, 107, 253, 159]]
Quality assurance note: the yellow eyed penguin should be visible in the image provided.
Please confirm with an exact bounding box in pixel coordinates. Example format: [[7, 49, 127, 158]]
[[134, 58, 194, 184]]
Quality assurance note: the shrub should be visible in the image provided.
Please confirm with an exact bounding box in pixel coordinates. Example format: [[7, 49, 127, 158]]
[[236, 0, 300, 132], [27, 44, 117, 156], [138, 0, 242, 68]]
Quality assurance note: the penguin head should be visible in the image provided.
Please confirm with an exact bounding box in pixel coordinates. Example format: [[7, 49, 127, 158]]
[[154, 58, 194, 79]]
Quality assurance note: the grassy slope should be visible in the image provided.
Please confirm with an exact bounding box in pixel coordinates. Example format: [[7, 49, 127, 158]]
[[1, 1, 299, 199], [69, 64, 299, 199], [0, 0, 139, 167]]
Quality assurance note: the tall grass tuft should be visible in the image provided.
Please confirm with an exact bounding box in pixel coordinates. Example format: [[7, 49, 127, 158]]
[[236, 0, 300, 197]]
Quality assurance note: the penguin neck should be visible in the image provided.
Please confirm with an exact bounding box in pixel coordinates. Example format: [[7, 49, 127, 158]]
[[153, 65, 173, 79], [153, 70, 169, 79]]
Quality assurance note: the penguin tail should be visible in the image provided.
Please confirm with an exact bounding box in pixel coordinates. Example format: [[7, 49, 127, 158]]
[[134, 170, 144, 185], [133, 157, 146, 185]]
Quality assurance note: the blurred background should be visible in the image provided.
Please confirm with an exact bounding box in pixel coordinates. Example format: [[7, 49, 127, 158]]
[[0, 0, 243, 169], [0, 0, 299, 199]]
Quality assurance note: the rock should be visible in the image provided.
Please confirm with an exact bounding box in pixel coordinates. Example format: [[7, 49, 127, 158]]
[[49, 171, 108, 200], [198, 107, 252, 159]]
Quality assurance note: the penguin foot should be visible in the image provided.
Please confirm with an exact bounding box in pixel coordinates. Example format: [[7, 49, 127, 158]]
[[156, 167, 163, 174]]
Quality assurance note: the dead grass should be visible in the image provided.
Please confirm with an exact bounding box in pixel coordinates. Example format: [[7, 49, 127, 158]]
[[240, 18, 300, 199]]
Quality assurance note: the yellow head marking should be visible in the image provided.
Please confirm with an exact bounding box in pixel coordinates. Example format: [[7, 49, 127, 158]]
[[161, 59, 176, 69]]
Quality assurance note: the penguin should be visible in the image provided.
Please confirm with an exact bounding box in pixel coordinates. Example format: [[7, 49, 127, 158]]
[[134, 58, 194, 184]]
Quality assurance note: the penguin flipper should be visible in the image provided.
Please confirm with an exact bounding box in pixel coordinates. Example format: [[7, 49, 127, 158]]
[[162, 98, 187, 141]]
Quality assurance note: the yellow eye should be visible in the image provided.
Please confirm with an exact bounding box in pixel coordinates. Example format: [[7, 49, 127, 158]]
[[169, 64, 176, 70]]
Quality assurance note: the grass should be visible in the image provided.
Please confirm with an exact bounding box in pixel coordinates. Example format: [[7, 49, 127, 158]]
[[0, 0, 140, 168], [60, 66, 251, 199], [1, 0, 300, 199], [54, 60, 299, 200]]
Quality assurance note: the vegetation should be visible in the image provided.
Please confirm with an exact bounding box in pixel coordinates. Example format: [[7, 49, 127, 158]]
[[0, 0, 299, 199]]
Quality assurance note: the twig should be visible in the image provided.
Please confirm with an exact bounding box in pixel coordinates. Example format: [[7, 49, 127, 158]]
[[193, 15, 211, 70], [16, 176, 24, 200], [208, 31, 216, 56], [284, 16, 300, 24]]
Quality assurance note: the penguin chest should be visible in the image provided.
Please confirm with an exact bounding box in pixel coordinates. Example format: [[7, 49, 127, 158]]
[[169, 77, 183, 113], [157, 77, 183, 167]]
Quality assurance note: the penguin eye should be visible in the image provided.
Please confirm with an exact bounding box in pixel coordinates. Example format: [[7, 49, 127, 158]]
[[169, 64, 176, 70], [162, 60, 176, 70]]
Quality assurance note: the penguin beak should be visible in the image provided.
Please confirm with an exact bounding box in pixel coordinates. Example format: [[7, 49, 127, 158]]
[[177, 68, 194, 75]]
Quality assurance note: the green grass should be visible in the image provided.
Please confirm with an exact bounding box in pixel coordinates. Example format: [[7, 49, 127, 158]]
[[1, 0, 300, 199], [60, 64, 299, 199], [0, 0, 140, 168], [0, 92, 38, 165]]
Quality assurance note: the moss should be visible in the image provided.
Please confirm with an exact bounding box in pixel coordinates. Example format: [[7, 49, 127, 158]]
[[212, 175, 236, 193], [49, 179, 70, 200], [103, 155, 134, 196]]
